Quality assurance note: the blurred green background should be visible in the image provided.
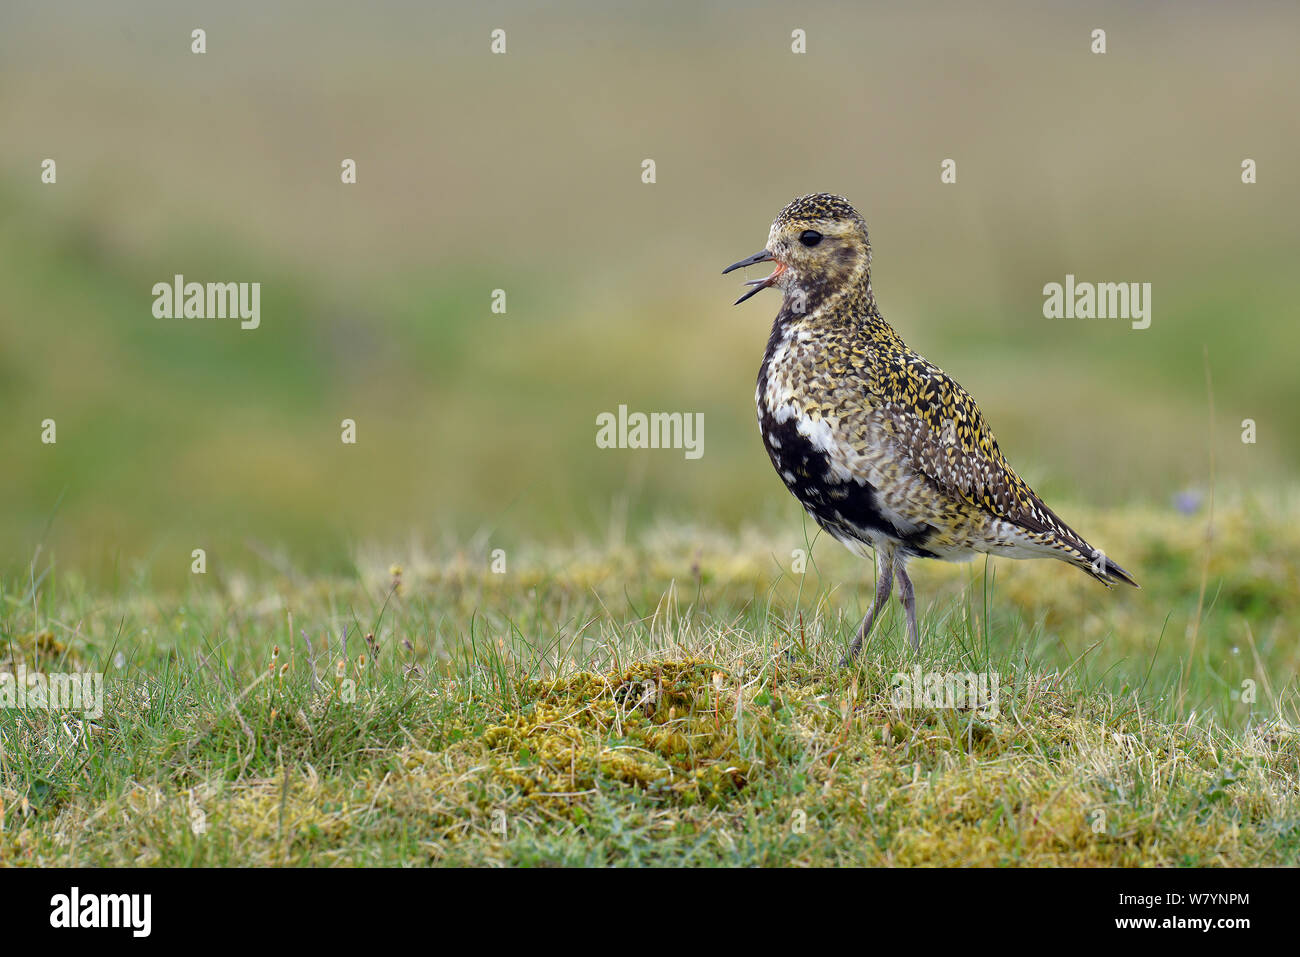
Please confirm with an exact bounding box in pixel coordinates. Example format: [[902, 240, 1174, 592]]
[[2, 0, 1297, 585]]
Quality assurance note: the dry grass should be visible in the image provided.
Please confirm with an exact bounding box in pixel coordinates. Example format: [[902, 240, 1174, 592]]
[[2, 494, 1297, 865]]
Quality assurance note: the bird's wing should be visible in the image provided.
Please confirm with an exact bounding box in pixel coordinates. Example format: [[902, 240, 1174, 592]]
[[868, 351, 1094, 555]]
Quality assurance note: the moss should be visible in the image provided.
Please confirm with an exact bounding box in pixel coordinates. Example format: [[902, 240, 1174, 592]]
[[0, 629, 77, 670], [482, 660, 795, 811], [5, 498, 1300, 865]]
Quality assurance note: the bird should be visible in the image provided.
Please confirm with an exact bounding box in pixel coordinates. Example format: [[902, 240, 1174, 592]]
[[723, 192, 1137, 664]]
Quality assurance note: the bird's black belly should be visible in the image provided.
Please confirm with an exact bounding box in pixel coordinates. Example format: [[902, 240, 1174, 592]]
[[757, 405, 939, 559]]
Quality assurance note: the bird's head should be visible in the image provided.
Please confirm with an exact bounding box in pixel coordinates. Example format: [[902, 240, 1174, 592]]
[[723, 193, 871, 306]]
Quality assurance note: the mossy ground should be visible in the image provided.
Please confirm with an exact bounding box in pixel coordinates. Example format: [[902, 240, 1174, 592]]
[[1, 496, 1297, 865]]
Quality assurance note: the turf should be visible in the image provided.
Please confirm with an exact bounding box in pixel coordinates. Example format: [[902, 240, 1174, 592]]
[[1, 495, 1296, 865]]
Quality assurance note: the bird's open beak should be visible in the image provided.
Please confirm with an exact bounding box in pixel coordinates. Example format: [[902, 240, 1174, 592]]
[[722, 249, 785, 305]]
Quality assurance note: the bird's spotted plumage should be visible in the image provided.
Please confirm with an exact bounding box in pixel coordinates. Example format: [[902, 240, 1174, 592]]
[[725, 192, 1136, 659]]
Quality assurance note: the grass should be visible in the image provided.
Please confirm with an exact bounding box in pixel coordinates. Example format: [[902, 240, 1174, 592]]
[[1, 494, 1297, 866], [5, 1, 1300, 579], [2, 0, 1297, 869]]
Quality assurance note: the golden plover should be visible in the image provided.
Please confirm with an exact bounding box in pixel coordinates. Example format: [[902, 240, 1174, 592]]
[[724, 193, 1137, 663]]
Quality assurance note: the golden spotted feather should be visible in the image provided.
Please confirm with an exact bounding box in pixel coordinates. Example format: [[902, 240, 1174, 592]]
[[747, 192, 1137, 588]]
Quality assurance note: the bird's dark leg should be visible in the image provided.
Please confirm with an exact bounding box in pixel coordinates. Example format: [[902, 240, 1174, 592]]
[[895, 563, 920, 653], [840, 550, 894, 665]]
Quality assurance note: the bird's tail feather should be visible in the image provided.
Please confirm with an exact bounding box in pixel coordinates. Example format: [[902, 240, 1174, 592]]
[[1078, 551, 1140, 588]]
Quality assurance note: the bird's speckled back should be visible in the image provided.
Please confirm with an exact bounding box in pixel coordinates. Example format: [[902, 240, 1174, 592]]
[[750, 193, 1131, 582]]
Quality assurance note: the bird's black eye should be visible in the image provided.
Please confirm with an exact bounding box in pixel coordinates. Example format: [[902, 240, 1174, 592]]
[[799, 229, 823, 247]]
